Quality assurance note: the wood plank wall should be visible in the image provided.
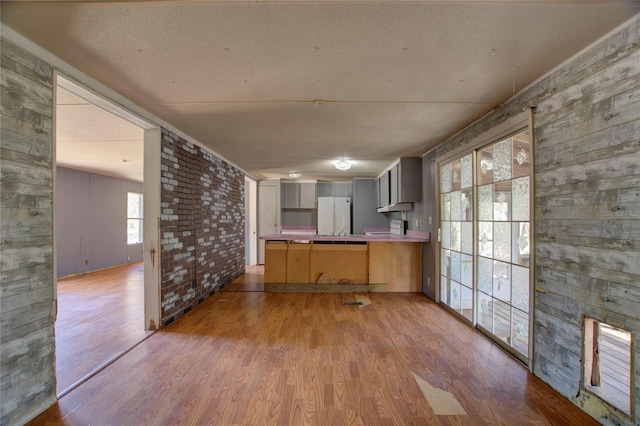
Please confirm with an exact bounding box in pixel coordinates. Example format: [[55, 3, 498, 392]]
[[423, 15, 640, 425], [0, 39, 56, 425]]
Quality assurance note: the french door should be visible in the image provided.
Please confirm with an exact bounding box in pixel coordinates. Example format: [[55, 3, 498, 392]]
[[439, 129, 532, 363]]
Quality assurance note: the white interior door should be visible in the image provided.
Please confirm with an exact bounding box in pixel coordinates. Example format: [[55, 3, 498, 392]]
[[258, 182, 278, 264]]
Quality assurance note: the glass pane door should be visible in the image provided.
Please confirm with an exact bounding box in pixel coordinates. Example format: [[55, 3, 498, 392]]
[[440, 153, 474, 322], [476, 130, 531, 359], [438, 130, 531, 362]]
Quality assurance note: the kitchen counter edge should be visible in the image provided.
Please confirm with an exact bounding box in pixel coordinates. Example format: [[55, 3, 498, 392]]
[[260, 233, 430, 243]]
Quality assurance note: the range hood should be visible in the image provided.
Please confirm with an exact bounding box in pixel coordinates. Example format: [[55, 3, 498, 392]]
[[376, 202, 412, 213]]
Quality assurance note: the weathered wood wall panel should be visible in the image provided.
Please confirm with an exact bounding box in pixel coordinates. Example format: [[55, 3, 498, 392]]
[[424, 15, 640, 425], [0, 38, 56, 425]]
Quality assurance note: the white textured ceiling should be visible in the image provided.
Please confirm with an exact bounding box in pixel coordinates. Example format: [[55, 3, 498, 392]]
[[2, 1, 639, 181], [56, 87, 144, 182]]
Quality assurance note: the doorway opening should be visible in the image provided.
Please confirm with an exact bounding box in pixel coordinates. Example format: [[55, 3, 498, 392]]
[[54, 75, 157, 396]]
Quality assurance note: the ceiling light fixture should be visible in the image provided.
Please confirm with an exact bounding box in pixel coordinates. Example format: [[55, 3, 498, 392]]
[[288, 171, 302, 178], [334, 160, 351, 171]]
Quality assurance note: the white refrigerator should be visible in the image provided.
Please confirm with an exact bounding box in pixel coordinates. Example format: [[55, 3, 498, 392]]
[[317, 197, 351, 235]]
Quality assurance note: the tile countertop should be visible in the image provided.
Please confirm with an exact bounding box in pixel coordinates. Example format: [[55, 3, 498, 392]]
[[261, 230, 430, 243]]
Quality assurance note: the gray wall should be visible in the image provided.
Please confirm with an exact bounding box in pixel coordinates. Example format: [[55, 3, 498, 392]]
[[0, 39, 56, 425], [352, 178, 391, 234], [423, 15, 640, 425], [56, 167, 143, 278]]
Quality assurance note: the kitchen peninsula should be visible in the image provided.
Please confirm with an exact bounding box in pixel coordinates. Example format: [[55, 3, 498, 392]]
[[260, 231, 430, 293]]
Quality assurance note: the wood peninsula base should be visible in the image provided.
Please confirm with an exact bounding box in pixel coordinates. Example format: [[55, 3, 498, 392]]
[[263, 236, 426, 293]]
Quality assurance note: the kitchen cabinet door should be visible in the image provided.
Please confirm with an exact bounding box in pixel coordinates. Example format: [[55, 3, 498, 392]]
[[396, 158, 422, 203], [282, 182, 316, 208], [390, 165, 399, 205], [378, 172, 390, 207], [299, 182, 317, 208], [282, 182, 299, 209]]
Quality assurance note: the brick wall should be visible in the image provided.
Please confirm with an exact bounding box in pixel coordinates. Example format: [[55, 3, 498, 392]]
[[160, 129, 245, 326], [424, 16, 640, 425], [0, 39, 56, 425]]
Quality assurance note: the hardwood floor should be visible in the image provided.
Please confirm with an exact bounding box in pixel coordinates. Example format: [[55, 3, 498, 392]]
[[33, 269, 598, 425], [55, 262, 154, 395], [221, 264, 265, 292]]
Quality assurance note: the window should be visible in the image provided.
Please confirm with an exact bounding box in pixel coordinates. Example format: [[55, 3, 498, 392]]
[[583, 318, 632, 416], [127, 192, 143, 245]]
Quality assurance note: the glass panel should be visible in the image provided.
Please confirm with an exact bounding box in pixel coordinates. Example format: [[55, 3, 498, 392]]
[[511, 308, 529, 355], [451, 159, 461, 191], [449, 280, 460, 311], [512, 131, 530, 179], [450, 221, 461, 252], [441, 193, 451, 221], [451, 251, 461, 283], [492, 138, 512, 182], [461, 285, 473, 321], [450, 191, 461, 221], [477, 146, 493, 185], [461, 154, 473, 189], [512, 176, 529, 221], [493, 261, 511, 303], [442, 221, 451, 250], [478, 222, 493, 257], [440, 164, 451, 193], [494, 299, 511, 343], [493, 181, 511, 221], [513, 222, 530, 267], [478, 184, 492, 221], [477, 256, 492, 295], [494, 222, 511, 262], [450, 280, 461, 311], [461, 222, 473, 254], [441, 249, 451, 278], [461, 189, 473, 221], [512, 265, 529, 313], [460, 254, 473, 287], [127, 219, 142, 245], [441, 276, 450, 305], [478, 293, 493, 330], [127, 192, 142, 218]]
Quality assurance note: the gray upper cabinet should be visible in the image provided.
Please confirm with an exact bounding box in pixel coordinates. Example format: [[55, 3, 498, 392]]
[[393, 157, 421, 203], [282, 182, 317, 209], [377, 172, 390, 208], [377, 157, 421, 211]]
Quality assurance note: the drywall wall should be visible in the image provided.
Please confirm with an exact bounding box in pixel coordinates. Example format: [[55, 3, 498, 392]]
[[56, 167, 143, 278]]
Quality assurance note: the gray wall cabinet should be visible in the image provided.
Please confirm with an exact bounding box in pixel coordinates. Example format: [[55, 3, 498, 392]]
[[377, 157, 422, 209], [282, 182, 317, 209]]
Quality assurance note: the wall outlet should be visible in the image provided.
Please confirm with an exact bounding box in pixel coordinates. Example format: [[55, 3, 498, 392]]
[[191, 279, 197, 289], [127, 256, 131, 261], [428, 216, 432, 224]]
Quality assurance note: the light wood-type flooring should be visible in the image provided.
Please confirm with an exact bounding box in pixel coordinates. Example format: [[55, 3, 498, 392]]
[[55, 262, 154, 395], [33, 267, 598, 425]]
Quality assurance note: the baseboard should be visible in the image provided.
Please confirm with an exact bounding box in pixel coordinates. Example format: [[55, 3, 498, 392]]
[[12, 395, 57, 426]]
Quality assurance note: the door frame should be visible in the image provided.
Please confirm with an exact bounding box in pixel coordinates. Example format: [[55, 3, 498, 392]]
[[54, 73, 161, 330]]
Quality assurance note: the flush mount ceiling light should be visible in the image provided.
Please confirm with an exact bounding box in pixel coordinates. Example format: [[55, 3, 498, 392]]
[[334, 160, 352, 171], [288, 171, 302, 178]]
